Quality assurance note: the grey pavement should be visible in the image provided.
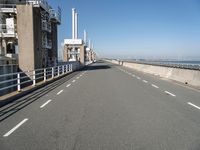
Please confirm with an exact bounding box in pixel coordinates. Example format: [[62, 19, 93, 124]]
[[0, 61, 200, 150]]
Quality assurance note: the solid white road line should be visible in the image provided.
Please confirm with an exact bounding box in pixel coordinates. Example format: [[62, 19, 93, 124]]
[[72, 80, 76, 83], [187, 102, 200, 110], [40, 100, 51, 108], [3, 118, 28, 137], [151, 84, 159, 89], [66, 84, 71, 87], [143, 80, 148, 83], [57, 90, 63, 95], [165, 91, 176, 97]]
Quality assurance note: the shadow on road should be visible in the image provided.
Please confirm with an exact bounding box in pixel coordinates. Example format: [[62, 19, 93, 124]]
[[0, 70, 81, 122]]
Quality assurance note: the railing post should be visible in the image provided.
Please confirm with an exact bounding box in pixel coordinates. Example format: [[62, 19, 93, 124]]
[[17, 73, 21, 92], [33, 70, 36, 86], [58, 66, 60, 76], [52, 67, 54, 78], [44, 68, 46, 82], [62, 65, 64, 74], [71, 64, 73, 71], [65, 65, 67, 73]]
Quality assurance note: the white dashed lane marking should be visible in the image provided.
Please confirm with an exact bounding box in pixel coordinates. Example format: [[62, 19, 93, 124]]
[[165, 91, 176, 97], [188, 102, 200, 110], [40, 100, 52, 108], [151, 84, 159, 89], [57, 90, 63, 95], [72, 80, 76, 83], [143, 80, 148, 83], [66, 84, 71, 87], [3, 118, 28, 137]]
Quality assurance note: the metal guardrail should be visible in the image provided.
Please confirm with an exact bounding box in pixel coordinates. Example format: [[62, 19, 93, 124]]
[[0, 62, 80, 97]]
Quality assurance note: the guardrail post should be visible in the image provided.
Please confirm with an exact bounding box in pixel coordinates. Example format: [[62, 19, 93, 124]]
[[52, 67, 54, 78], [65, 65, 67, 73], [70, 64, 72, 71], [33, 70, 36, 86], [17, 73, 21, 92], [62, 65, 64, 74], [67, 64, 69, 72], [58, 66, 60, 76], [44, 68, 46, 82]]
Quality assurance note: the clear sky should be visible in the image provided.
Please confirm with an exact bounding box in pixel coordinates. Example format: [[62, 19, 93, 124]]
[[48, 0, 200, 60]]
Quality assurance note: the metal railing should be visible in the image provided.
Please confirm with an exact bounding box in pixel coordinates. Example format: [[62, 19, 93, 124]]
[[0, 4, 17, 13], [26, 0, 50, 12], [49, 7, 61, 24], [0, 62, 80, 97]]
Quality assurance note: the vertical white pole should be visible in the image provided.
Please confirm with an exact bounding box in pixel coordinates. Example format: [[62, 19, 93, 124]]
[[52, 67, 54, 78], [44, 68, 46, 82], [62, 65, 64, 74], [58, 66, 60, 76], [17, 73, 21, 91], [33, 70, 36, 86]]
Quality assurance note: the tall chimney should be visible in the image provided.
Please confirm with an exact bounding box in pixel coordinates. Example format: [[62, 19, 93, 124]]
[[72, 8, 75, 39], [84, 30, 87, 45], [89, 39, 91, 49], [75, 12, 78, 39]]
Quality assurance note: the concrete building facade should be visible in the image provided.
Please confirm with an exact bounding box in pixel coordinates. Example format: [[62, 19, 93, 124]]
[[0, 0, 61, 72]]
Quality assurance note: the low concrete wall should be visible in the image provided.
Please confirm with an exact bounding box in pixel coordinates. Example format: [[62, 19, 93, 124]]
[[106, 59, 200, 88]]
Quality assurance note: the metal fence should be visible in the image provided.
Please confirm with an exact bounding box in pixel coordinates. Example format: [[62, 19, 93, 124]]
[[0, 62, 80, 97]]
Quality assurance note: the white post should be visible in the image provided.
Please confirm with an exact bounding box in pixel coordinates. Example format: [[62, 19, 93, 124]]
[[52, 67, 54, 78], [62, 65, 64, 74], [44, 68, 46, 82], [65, 65, 67, 73], [58, 66, 60, 76], [33, 70, 36, 86], [71, 64, 73, 71], [17, 73, 21, 92]]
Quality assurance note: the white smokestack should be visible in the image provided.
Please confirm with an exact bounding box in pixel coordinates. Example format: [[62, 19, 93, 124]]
[[84, 30, 87, 44], [75, 12, 78, 39], [92, 43, 94, 49], [89, 39, 91, 49], [72, 8, 76, 39]]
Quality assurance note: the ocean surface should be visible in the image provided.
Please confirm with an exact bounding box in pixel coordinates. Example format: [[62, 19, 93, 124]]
[[124, 60, 200, 70]]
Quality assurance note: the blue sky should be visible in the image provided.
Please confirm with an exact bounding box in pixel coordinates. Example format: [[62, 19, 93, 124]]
[[48, 0, 200, 60]]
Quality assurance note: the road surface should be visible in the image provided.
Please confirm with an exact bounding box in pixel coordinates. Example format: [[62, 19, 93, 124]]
[[0, 60, 200, 150]]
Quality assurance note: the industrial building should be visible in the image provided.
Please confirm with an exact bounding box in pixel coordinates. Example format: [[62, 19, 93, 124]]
[[0, 0, 61, 72], [63, 8, 96, 65]]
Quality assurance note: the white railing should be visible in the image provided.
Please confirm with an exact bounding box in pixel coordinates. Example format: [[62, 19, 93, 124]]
[[0, 4, 17, 13], [0, 62, 80, 97]]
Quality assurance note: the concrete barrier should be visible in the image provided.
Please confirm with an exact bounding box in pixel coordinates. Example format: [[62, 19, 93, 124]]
[[105, 59, 200, 88]]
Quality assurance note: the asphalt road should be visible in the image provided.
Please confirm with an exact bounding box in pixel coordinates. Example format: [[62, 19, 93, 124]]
[[0, 60, 200, 150]]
